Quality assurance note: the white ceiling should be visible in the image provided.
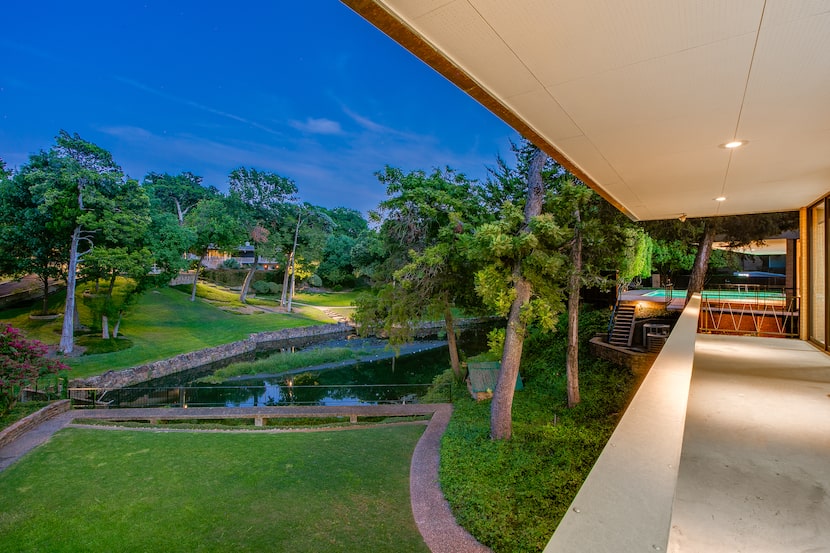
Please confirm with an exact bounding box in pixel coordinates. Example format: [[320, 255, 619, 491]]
[[345, 0, 830, 220]]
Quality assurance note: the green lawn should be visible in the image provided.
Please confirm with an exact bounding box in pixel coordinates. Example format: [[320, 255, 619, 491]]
[[0, 425, 430, 553], [292, 290, 362, 307], [68, 287, 334, 378], [0, 285, 335, 379]]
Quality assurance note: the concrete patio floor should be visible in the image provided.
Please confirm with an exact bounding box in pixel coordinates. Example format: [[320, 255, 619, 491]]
[[668, 334, 830, 552]]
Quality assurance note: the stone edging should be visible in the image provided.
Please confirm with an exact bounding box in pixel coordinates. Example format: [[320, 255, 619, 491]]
[[71, 323, 354, 389], [0, 400, 71, 449]]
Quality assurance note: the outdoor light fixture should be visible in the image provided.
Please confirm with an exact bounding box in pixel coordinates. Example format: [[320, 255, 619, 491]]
[[679, 213, 687, 222], [719, 140, 747, 149], [715, 196, 727, 202]]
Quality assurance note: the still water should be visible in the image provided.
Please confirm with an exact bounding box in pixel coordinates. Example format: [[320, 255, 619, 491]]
[[114, 330, 490, 407]]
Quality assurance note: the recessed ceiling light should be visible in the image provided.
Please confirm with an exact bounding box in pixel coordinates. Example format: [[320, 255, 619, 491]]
[[720, 140, 747, 149], [715, 196, 727, 202]]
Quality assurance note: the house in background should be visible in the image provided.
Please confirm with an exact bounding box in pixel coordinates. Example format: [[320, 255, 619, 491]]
[[202, 243, 281, 271], [342, 2, 830, 551]]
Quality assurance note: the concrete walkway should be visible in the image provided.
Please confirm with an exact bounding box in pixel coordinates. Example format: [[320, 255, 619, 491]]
[[668, 334, 830, 552], [0, 403, 490, 553]]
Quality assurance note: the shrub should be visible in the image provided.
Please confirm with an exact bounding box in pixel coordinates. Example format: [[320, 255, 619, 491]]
[[308, 274, 323, 288], [0, 324, 69, 415], [222, 258, 241, 269], [252, 281, 280, 295]]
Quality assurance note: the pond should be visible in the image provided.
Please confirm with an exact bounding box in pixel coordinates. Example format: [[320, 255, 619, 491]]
[[108, 328, 492, 408]]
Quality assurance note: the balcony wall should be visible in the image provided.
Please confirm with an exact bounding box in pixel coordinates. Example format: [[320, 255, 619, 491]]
[[544, 295, 701, 552]]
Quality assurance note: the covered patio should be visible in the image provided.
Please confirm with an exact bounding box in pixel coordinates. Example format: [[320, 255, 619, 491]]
[[546, 298, 830, 551], [669, 333, 830, 552], [341, 1, 830, 550]]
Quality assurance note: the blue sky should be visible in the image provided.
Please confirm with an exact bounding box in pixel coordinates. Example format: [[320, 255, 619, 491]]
[[1, 1, 517, 214]]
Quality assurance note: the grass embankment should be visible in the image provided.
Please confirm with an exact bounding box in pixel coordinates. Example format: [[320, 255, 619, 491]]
[[0, 425, 430, 553], [439, 308, 636, 553], [197, 347, 361, 383], [0, 282, 339, 380]]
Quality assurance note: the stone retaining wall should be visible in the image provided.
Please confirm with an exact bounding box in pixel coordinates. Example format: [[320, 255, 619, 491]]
[[589, 336, 657, 375], [0, 400, 70, 449], [71, 323, 353, 389]]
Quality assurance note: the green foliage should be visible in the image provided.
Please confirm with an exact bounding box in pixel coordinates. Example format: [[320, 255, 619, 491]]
[[222, 258, 241, 269], [197, 347, 360, 383], [356, 166, 485, 357], [0, 324, 68, 415], [317, 233, 357, 287], [252, 280, 280, 295], [487, 327, 506, 358], [471, 201, 568, 331], [308, 274, 323, 287], [75, 335, 133, 354], [618, 228, 653, 283], [439, 307, 634, 552]]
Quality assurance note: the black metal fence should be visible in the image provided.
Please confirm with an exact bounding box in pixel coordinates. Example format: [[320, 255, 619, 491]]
[[69, 382, 453, 409]]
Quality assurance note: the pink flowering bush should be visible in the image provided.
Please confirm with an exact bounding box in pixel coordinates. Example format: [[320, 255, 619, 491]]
[[0, 324, 69, 415]]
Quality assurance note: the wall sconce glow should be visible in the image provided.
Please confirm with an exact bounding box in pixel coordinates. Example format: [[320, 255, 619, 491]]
[[715, 196, 727, 202], [720, 140, 747, 149]]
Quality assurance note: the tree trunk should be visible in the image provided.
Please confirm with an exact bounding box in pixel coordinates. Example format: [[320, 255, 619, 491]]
[[39, 274, 49, 315], [108, 270, 117, 296], [566, 208, 583, 408], [113, 311, 123, 338], [239, 253, 258, 303], [444, 304, 462, 380], [287, 258, 296, 313], [491, 272, 532, 440], [280, 253, 291, 307], [190, 255, 204, 302], [490, 147, 547, 441], [102, 315, 110, 339], [59, 226, 82, 354], [686, 222, 717, 302], [284, 212, 303, 310]]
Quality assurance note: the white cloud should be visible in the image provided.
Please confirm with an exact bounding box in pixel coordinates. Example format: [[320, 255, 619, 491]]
[[289, 117, 344, 135]]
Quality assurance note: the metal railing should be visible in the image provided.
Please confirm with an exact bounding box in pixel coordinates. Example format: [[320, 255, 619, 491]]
[[698, 285, 799, 337], [68, 382, 453, 409]]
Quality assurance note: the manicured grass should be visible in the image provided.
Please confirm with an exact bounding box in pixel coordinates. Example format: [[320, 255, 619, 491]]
[[0, 425, 430, 553], [197, 347, 361, 383], [292, 290, 361, 307], [62, 287, 330, 379]]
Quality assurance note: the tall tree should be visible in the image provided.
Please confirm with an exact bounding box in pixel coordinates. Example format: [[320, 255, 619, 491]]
[[79, 177, 152, 337], [473, 145, 572, 439], [16, 132, 129, 354], [184, 197, 246, 301], [279, 202, 332, 311], [227, 167, 298, 303], [354, 166, 485, 380], [143, 171, 217, 225], [548, 179, 648, 407], [0, 157, 68, 314]]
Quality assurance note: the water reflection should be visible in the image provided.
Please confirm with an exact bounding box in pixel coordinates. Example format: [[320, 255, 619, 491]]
[[113, 330, 490, 407]]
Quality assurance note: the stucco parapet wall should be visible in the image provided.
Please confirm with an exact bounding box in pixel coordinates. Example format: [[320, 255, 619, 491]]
[[71, 323, 353, 389], [544, 294, 701, 553]]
